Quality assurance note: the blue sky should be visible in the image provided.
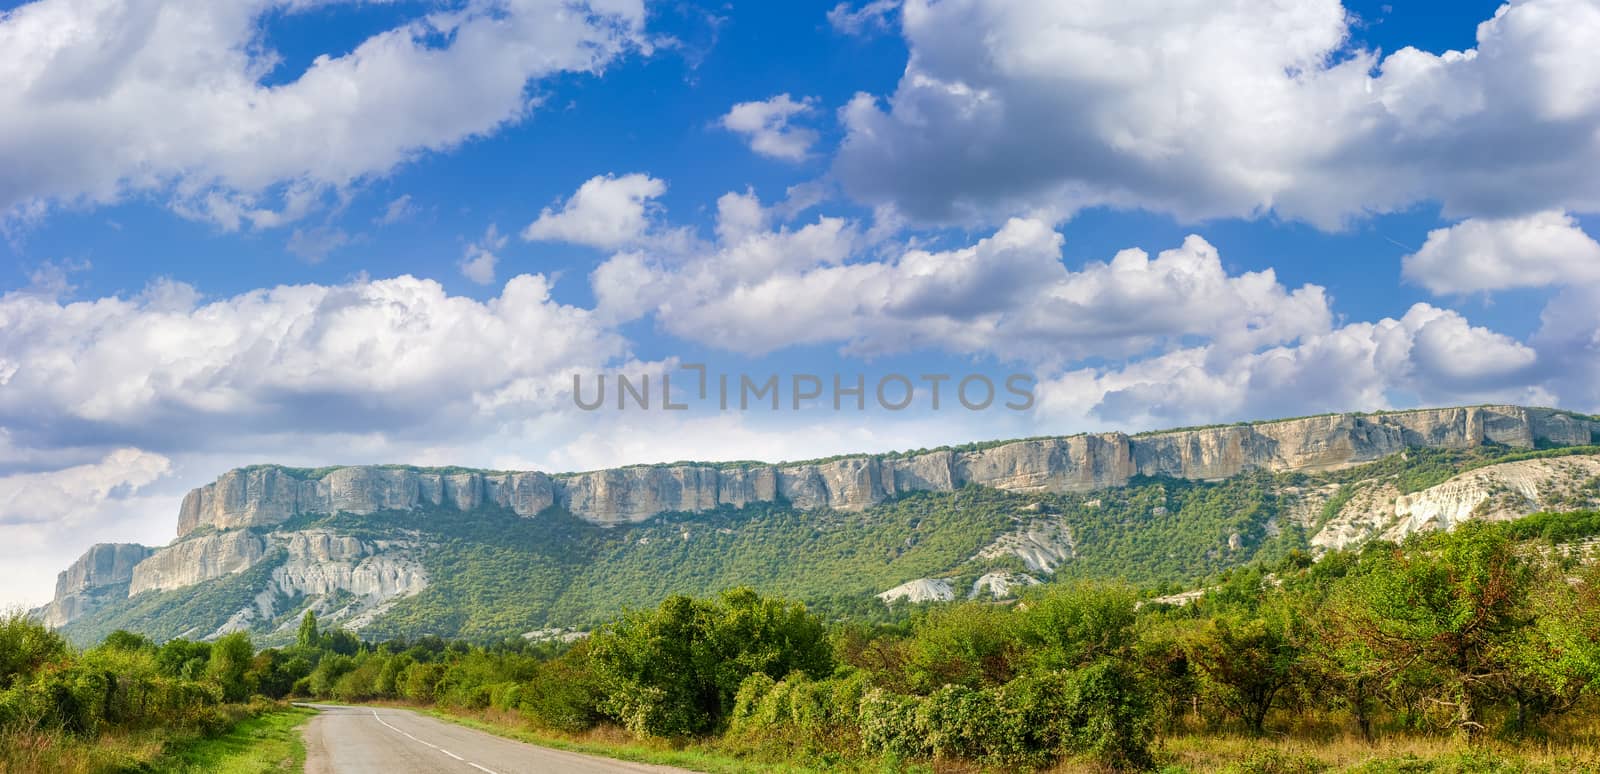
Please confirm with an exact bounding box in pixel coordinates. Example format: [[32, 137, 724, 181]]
[[3, 0, 1600, 606]]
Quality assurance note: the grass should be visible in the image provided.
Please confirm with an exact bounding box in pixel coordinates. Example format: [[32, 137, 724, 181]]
[[0, 706, 312, 774], [0, 726, 169, 774], [1150, 730, 1600, 774], [138, 707, 313, 773]]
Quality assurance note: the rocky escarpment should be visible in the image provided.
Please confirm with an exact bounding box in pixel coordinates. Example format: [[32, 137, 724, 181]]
[[38, 543, 153, 628], [196, 529, 429, 640], [39, 404, 1600, 632], [171, 405, 1597, 535], [1311, 455, 1600, 551], [129, 530, 268, 595], [69, 526, 428, 640]]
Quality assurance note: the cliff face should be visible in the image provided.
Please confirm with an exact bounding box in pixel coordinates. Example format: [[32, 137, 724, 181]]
[[175, 467, 559, 535], [40, 404, 1599, 632], [169, 405, 1598, 534], [129, 530, 268, 595], [39, 543, 153, 628]]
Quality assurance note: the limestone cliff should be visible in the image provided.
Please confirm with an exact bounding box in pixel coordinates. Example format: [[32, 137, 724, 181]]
[[1311, 455, 1600, 551], [129, 530, 268, 595], [38, 543, 153, 628], [169, 405, 1598, 534], [191, 529, 429, 640], [40, 404, 1600, 632]]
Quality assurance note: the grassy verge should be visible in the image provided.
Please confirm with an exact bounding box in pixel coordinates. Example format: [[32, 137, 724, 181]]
[[140, 707, 313, 774], [1154, 731, 1600, 773], [0, 705, 312, 774]]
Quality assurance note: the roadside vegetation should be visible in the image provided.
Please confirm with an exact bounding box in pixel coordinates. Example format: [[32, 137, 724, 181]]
[[18, 508, 1600, 772], [0, 612, 309, 773]]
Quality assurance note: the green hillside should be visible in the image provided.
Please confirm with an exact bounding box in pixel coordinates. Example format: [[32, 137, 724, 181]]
[[62, 474, 1310, 646], [60, 442, 1600, 648]]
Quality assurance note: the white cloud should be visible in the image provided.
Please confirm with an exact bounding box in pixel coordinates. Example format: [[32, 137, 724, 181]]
[[1403, 211, 1600, 294], [378, 194, 418, 226], [0, 449, 172, 609], [595, 192, 1330, 362], [1532, 283, 1600, 409], [719, 94, 821, 162], [286, 225, 351, 263], [1036, 303, 1548, 431], [24, 258, 91, 298], [0, 0, 648, 228], [522, 173, 668, 248], [460, 224, 508, 285], [835, 0, 1600, 227], [828, 0, 900, 36], [0, 272, 626, 449]]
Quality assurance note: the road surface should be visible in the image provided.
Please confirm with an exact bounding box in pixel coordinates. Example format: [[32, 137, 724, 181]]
[[298, 703, 696, 774]]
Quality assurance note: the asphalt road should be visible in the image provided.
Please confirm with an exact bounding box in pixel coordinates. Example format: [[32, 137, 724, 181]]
[[298, 703, 696, 774]]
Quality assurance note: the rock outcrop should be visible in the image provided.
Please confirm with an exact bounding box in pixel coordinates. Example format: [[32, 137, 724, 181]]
[[1311, 455, 1600, 551], [974, 516, 1077, 573], [129, 530, 268, 595], [969, 572, 1041, 599], [877, 578, 955, 604], [268, 530, 425, 600], [38, 543, 153, 628], [167, 405, 1596, 536]]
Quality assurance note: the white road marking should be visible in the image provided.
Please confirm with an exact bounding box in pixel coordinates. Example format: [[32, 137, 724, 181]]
[[369, 708, 503, 774]]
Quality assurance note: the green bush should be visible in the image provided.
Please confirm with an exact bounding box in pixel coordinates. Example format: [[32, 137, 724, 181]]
[[857, 687, 928, 759], [518, 654, 601, 732]]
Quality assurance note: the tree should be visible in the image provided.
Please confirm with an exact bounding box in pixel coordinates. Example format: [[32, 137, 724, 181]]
[[97, 630, 154, 653], [1018, 582, 1138, 671], [0, 612, 69, 689], [586, 588, 833, 737], [1185, 610, 1298, 734], [904, 603, 1020, 692], [1334, 524, 1537, 736], [207, 632, 256, 701], [297, 610, 319, 648], [1498, 557, 1600, 731], [156, 639, 212, 681]]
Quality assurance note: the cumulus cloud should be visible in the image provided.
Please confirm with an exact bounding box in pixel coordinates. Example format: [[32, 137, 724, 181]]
[[23, 258, 91, 298], [0, 272, 626, 453], [0, 0, 648, 227], [719, 94, 821, 162], [1532, 284, 1600, 409], [828, 0, 901, 36], [522, 173, 668, 248], [834, 0, 1600, 227], [594, 191, 1330, 362], [1036, 304, 1548, 431], [460, 224, 509, 285], [0, 448, 173, 609], [1403, 211, 1600, 294]]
